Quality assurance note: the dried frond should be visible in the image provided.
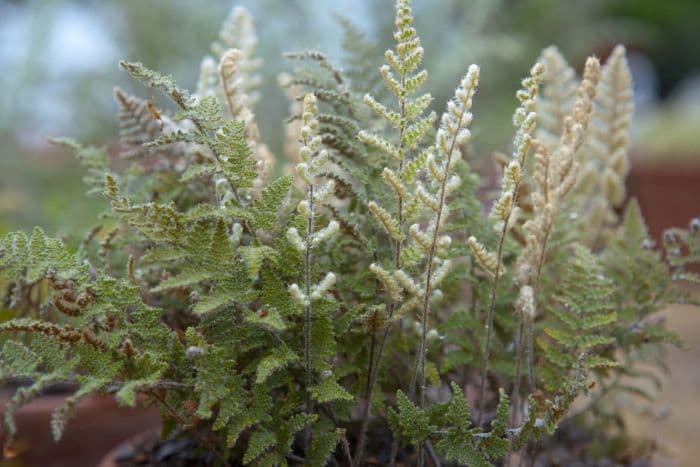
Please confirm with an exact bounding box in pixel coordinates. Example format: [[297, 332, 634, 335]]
[[575, 45, 634, 246], [211, 5, 262, 101], [218, 49, 274, 197], [516, 57, 600, 296], [468, 236, 499, 276], [114, 87, 178, 160], [537, 46, 578, 150]]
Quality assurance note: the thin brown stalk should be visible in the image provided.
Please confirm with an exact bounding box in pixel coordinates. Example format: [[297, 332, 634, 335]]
[[148, 389, 229, 466], [511, 314, 526, 426], [411, 100, 469, 467], [512, 154, 551, 425], [354, 79, 406, 467], [476, 214, 512, 426], [304, 184, 315, 455]]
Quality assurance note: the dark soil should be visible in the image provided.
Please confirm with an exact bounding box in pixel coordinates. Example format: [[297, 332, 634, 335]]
[[110, 433, 221, 467]]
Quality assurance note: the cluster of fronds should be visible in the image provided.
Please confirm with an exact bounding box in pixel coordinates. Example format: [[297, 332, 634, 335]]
[[1, 1, 697, 466]]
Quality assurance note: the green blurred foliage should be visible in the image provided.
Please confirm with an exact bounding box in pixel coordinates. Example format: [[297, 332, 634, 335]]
[[607, 0, 700, 97]]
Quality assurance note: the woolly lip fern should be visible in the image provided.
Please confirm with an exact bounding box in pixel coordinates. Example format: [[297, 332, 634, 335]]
[[1, 1, 698, 466]]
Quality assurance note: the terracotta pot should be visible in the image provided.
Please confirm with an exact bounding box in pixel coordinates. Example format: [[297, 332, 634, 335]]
[[0, 394, 160, 467], [627, 161, 700, 240]]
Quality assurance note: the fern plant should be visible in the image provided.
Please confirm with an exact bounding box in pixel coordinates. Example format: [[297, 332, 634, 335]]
[[1, 1, 698, 466]]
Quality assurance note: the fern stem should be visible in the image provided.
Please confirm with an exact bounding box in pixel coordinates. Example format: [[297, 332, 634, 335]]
[[409, 98, 469, 467], [353, 187, 405, 467], [304, 184, 315, 455], [477, 209, 512, 426], [425, 440, 442, 467], [526, 319, 535, 395], [516, 211, 553, 420], [363, 331, 376, 401], [148, 389, 229, 466], [358, 301, 398, 467], [355, 81, 407, 467], [512, 151, 552, 424], [512, 236, 549, 426], [511, 313, 525, 426]]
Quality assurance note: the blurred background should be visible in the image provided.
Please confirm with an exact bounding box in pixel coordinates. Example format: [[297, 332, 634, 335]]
[[1, 0, 699, 238], [1, 1, 700, 465]]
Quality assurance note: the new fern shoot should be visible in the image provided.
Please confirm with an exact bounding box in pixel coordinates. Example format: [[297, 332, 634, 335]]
[[1, 1, 698, 466]]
